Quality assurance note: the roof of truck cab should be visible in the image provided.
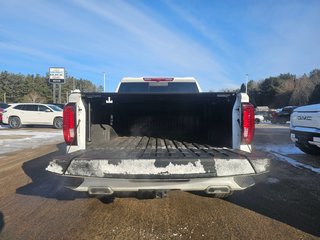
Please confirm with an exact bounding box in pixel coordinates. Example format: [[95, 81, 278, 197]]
[[120, 77, 198, 83]]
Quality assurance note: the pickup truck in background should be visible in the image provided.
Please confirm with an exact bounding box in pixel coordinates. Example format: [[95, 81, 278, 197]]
[[290, 104, 320, 155], [47, 77, 270, 198], [271, 106, 297, 124]]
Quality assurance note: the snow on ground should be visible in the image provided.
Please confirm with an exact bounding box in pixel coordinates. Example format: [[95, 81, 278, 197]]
[[255, 122, 290, 129], [255, 144, 303, 155], [271, 152, 320, 174], [266, 177, 280, 184], [0, 128, 63, 155], [255, 144, 320, 174]]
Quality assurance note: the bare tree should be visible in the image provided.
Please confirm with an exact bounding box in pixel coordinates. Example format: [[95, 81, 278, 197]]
[[289, 75, 314, 105], [22, 91, 46, 103]]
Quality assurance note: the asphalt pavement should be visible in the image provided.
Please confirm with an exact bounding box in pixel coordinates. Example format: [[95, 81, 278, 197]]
[[0, 124, 319, 239]]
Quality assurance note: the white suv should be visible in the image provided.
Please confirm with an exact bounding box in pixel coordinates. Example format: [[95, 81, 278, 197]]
[[2, 103, 63, 129]]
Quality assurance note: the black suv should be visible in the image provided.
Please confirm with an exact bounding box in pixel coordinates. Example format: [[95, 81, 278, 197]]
[[271, 106, 297, 124]]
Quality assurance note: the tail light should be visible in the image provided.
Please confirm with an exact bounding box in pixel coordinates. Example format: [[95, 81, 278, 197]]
[[242, 103, 255, 144], [63, 103, 77, 145]]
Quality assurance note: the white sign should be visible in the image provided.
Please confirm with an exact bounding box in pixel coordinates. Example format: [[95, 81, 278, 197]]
[[49, 67, 65, 83]]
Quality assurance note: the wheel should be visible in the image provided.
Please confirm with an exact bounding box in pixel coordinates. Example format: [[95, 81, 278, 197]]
[[53, 117, 63, 129], [255, 119, 260, 124], [9, 116, 21, 129], [296, 142, 320, 155]]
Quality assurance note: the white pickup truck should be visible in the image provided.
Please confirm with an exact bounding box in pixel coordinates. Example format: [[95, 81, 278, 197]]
[[290, 104, 320, 155], [47, 77, 270, 198]]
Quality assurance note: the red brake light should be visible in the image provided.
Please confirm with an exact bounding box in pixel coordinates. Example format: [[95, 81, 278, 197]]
[[143, 77, 174, 82], [63, 103, 77, 145], [242, 103, 255, 144]]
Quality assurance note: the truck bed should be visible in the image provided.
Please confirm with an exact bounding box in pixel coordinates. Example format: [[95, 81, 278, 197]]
[[47, 136, 269, 179], [85, 92, 236, 148], [89, 136, 247, 159]]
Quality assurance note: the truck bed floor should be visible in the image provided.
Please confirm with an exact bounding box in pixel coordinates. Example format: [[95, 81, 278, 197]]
[[86, 136, 246, 160]]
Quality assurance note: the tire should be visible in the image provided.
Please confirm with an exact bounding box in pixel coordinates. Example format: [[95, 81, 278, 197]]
[[53, 117, 63, 129], [9, 116, 21, 129], [255, 119, 260, 124], [296, 143, 320, 155]]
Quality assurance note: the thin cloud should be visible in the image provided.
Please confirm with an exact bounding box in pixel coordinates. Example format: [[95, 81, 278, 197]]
[[1, 1, 319, 90], [73, 0, 235, 89]]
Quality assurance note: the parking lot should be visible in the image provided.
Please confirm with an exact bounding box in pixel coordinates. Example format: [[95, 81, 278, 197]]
[[0, 124, 319, 239]]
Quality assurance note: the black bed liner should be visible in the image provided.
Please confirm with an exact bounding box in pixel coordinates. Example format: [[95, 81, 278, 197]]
[[85, 136, 246, 160]]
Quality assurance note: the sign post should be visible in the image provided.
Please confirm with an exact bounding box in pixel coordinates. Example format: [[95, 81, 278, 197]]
[[49, 67, 65, 103]]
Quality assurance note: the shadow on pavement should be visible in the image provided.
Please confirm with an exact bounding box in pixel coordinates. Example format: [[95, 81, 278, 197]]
[[0, 211, 4, 233], [16, 143, 87, 201], [226, 159, 320, 237]]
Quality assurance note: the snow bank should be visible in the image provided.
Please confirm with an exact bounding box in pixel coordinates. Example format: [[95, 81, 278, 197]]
[[255, 144, 320, 174], [255, 144, 303, 155], [0, 129, 63, 155], [271, 152, 320, 174]]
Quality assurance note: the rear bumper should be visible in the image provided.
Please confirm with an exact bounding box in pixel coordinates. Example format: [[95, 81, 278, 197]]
[[66, 175, 255, 194]]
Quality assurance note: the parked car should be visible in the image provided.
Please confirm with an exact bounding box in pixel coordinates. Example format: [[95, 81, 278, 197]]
[[2, 103, 63, 129], [0, 103, 10, 124], [0, 108, 3, 124], [254, 111, 265, 123], [271, 106, 297, 124]]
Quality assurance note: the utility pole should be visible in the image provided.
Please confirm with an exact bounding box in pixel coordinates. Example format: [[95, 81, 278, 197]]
[[58, 84, 62, 103], [246, 74, 249, 94], [3, 92, 6, 103], [53, 84, 56, 103]]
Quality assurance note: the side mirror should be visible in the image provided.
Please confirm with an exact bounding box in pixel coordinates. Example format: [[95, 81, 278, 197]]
[[45, 109, 52, 112]]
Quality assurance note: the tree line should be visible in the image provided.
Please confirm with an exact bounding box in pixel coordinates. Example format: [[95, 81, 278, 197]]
[[0, 71, 103, 104], [1, 69, 319, 107], [248, 69, 320, 108]]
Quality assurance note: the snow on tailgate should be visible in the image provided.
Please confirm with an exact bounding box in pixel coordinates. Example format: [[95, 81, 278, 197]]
[[214, 159, 255, 176], [47, 158, 259, 177], [65, 159, 206, 177]]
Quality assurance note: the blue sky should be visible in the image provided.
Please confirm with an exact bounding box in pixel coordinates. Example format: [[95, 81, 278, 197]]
[[0, 0, 319, 91]]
